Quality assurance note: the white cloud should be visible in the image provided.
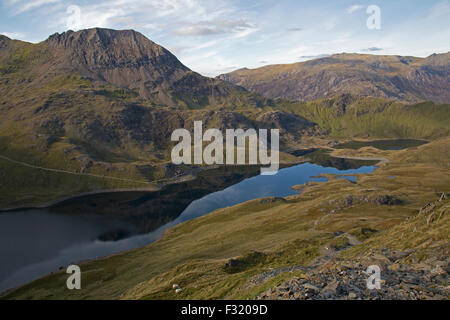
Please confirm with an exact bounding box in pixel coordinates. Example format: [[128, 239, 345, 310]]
[[0, 31, 25, 39], [299, 54, 331, 59], [62, 4, 126, 30], [347, 5, 363, 14], [13, 0, 61, 14], [361, 47, 383, 52], [232, 26, 258, 38], [172, 19, 255, 37], [47, 0, 254, 37], [142, 23, 161, 31], [180, 50, 241, 77]]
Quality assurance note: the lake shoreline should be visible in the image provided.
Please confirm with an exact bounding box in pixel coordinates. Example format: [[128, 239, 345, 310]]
[[2, 137, 426, 213], [0, 161, 306, 213]]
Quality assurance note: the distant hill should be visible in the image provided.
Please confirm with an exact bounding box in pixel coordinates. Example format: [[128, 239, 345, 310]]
[[218, 52, 450, 103]]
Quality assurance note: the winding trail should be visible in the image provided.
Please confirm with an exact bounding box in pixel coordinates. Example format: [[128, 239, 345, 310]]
[[0, 154, 152, 185], [0, 154, 207, 212]]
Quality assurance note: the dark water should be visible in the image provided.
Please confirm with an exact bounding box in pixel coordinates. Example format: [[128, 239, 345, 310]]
[[334, 139, 428, 150], [0, 159, 375, 293]]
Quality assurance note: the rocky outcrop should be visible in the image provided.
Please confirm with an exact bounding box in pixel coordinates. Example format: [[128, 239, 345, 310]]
[[256, 251, 449, 300], [44, 28, 245, 107]]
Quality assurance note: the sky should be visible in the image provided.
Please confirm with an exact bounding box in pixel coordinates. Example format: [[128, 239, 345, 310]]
[[1, 0, 449, 77]]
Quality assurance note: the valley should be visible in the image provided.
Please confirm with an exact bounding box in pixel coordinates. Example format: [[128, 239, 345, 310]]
[[0, 28, 448, 300], [0, 150, 376, 293], [2, 137, 448, 299]]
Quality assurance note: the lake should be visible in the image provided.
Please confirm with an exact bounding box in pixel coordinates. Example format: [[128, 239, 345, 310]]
[[0, 156, 376, 293]]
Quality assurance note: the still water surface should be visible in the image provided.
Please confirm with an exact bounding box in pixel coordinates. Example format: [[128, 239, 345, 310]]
[[0, 160, 375, 293]]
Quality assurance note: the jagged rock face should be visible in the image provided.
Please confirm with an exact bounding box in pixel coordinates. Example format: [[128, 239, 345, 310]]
[[45, 28, 191, 103], [46, 29, 181, 70], [218, 53, 450, 103]]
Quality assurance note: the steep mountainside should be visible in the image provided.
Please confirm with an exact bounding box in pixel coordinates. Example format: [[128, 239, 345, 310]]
[[218, 53, 450, 103]]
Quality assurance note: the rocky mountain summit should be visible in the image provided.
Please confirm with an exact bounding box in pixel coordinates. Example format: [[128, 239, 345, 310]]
[[218, 52, 450, 103], [45, 28, 191, 103]]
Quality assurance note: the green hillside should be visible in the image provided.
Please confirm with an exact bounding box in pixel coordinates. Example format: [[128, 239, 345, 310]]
[[278, 96, 450, 139]]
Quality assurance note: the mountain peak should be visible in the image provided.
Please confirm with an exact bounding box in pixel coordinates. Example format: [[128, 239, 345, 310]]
[[47, 28, 149, 47], [44, 28, 194, 103], [45, 28, 176, 64]]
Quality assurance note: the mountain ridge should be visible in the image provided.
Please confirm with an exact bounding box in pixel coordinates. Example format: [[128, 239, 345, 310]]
[[218, 52, 450, 103]]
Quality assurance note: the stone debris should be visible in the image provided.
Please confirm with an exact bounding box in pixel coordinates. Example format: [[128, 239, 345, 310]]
[[256, 250, 449, 300]]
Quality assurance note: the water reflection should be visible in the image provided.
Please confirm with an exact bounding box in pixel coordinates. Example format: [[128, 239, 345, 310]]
[[0, 156, 375, 293]]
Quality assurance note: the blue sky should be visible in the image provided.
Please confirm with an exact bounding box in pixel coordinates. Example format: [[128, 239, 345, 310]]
[[1, 0, 449, 76]]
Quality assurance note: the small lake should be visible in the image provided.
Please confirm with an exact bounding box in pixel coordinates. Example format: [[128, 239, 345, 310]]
[[0, 157, 376, 293], [334, 139, 428, 150]]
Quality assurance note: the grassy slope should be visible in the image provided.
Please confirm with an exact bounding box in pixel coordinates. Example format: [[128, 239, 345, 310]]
[[341, 196, 449, 264], [0, 157, 149, 208], [3, 137, 449, 300], [278, 98, 450, 139]]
